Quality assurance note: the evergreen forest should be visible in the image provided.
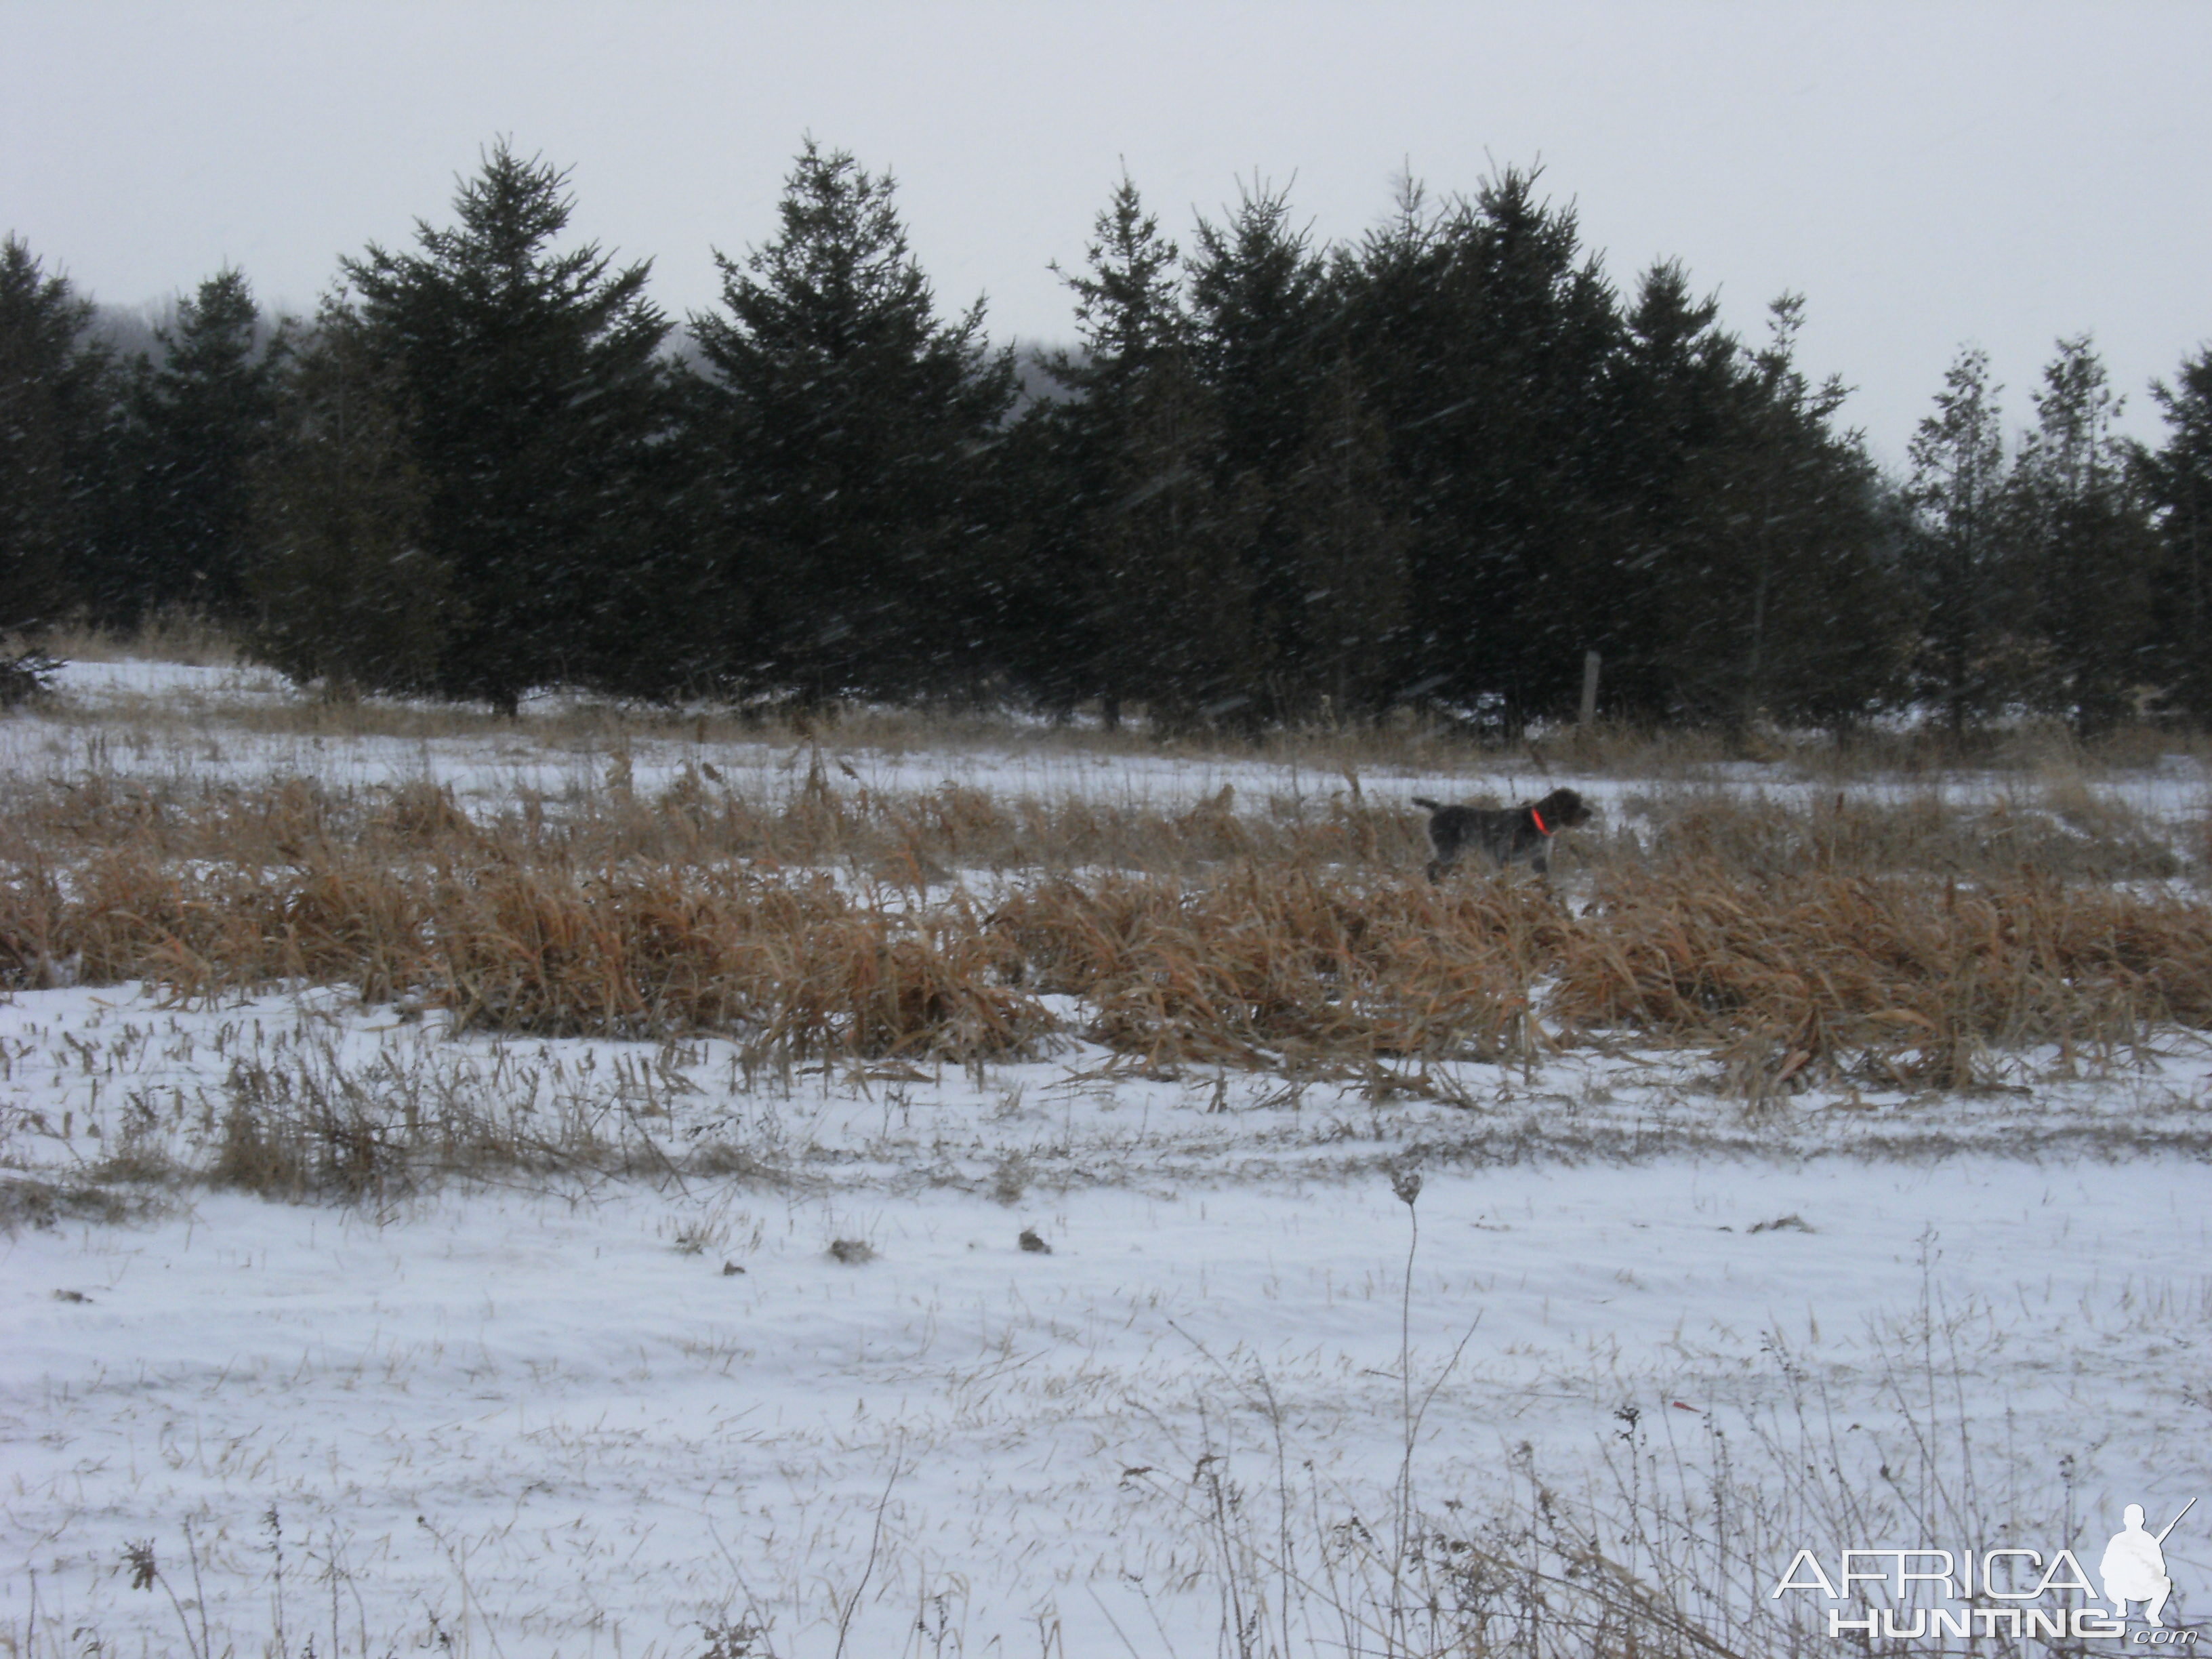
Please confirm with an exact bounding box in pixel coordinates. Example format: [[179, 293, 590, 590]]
[[6, 139, 2209, 737]]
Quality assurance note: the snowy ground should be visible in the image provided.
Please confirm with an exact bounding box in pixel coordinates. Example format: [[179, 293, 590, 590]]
[[3, 664, 2211, 1656], [18, 657, 2212, 825], [5, 661, 1406, 811]]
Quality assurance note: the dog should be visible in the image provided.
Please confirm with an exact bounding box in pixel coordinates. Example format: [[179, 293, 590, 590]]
[[1410, 786, 1591, 882]]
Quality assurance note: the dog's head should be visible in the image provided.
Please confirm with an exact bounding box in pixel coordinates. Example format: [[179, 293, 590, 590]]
[[1533, 787, 1593, 830]]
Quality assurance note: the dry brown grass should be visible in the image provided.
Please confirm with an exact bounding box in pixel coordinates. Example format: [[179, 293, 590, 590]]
[[0, 766, 1434, 880], [1612, 785, 2188, 884], [41, 610, 241, 668], [1550, 866, 2212, 1090], [7, 754, 2195, 898], [991, 868, 1563, 1069], [5, 768, 2209, 1092], [0, 849, 1050, 1067], [7, 848, 2209, 1098]]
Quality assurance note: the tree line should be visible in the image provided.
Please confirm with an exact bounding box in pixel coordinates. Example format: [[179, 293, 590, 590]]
[[5, 138, 2208, 735]]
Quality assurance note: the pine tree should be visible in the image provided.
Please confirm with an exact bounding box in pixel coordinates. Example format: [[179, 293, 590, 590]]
[[995, 182, 1188, 720], [0, 236, 115, 635], [1340, 171, 1620, 729], [1548, 263, 1734, 725], [245, 293, 445, 693], [1032, 172, 1182, 725], [1098, 360, 1261, 733], [342, 142, 678, 712], [1189, 178, 1332, 484], [1654, 296, 1906, 731], [1586, 260, 1743, 720], [691, 138, 1015, 703], [1904, 346, 2022, 735], [1276, 359, 1410, 720], [1036, 171, 1262, 731], [2141, 348, 2212, 720], [2011, 335, 2156, 733], [117, 268, 277, 624], [1188, 178, 1336, 718], [1047, 171, 1187, 406]]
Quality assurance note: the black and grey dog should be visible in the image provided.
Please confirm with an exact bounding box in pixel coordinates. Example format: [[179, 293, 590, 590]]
[[1410, 787, 1593, 882]]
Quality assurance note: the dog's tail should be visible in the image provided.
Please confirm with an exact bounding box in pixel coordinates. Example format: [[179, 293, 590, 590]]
[[1410, 796, 1444, 813]]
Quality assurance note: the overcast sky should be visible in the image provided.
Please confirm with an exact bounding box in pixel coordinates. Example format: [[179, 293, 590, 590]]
[[6, 1, 2207, 466]]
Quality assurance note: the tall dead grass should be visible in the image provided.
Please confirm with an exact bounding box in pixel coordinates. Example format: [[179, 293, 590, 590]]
[[0, 851, 1049, 1065], [8, 762, 2196, 888], [8, 852, 2211, 1096], [1551, 866, 2212, 1089], [0, 769, 1429, 878], [991, 869, 1564, 1069], [1618, 785, 2186, 884], [6, 772, 2211, 1087]]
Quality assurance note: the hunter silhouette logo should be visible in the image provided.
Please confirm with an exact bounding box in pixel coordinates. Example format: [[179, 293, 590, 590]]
[[2103, 1498, 2194, 1628]]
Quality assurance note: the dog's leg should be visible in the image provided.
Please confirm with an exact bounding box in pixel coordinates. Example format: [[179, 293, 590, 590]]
[[1422, 811, 1454, 884]]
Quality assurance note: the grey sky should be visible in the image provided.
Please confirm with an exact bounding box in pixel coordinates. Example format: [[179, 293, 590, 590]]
[[6, 1, 2207, 466]]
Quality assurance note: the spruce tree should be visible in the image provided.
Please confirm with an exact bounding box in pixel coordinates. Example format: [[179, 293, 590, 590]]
[[691, 138, 1015, 703], [0, 236, 115, 636], [1904, 346, 2022, 735], [1038, 172, 1261, 730], [2142, 348, 2212, 720], [1589, 260, 1743, 721], [1654, 296, 1906, 731], [1188, 178, 1336, 718], [1276, 358, 1410, 720], [1030, 172, 1183, 725], [1189, 180, 1332, 485], [1340, 171, 1620, 728], [245, 293, 446, 693], [1047, 171, 1187, 405], [2011, 335, 2156, 733], [342, 142, 678, 712], [118, 268, 276, 625]]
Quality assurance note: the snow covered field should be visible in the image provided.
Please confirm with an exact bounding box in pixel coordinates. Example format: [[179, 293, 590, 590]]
[[4, 663, 2211, 1656], [22, 657, 2212, 824]]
